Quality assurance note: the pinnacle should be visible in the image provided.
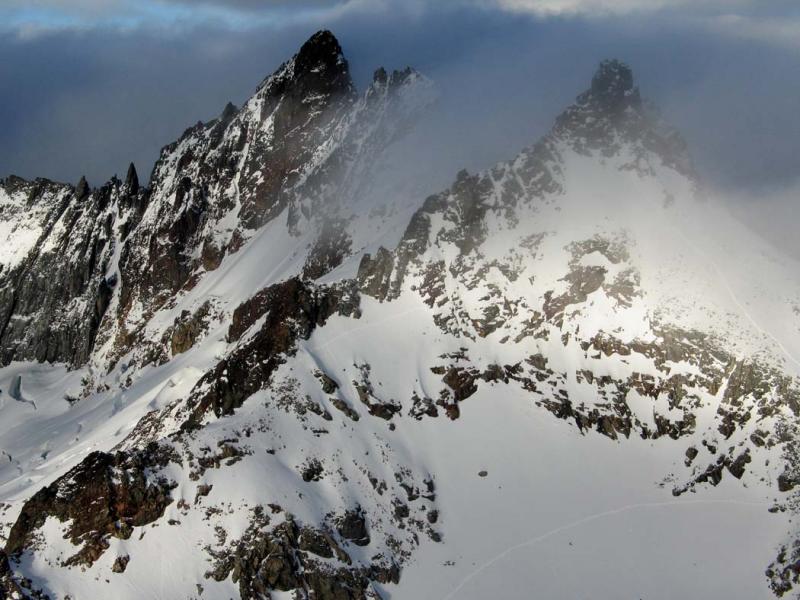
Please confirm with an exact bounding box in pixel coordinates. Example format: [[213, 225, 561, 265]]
[[581, 59, 641, 112], [294, 30, 347, 76], [125, 162, 139, 194]]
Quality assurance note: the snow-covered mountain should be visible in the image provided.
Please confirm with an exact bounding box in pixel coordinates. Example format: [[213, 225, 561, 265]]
[[1, 30, 800, 600]]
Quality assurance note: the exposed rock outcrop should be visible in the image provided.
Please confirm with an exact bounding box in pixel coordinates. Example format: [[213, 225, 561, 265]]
[[185, 278, 359, 425], [5, 443, 177, 568]]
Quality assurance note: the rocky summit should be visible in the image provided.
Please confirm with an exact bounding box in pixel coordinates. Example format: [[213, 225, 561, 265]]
[[1, 30, 799, 600]]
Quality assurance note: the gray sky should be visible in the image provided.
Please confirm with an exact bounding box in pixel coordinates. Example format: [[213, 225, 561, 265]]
[[1, 0, 799, 255]]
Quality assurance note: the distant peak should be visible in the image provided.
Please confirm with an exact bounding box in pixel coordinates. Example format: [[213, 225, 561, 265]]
[[591, 60, 634, 96], [294, 30, 348, 76], [551, 58, 692, 179], [577, 59, 640, 113], [301, 30, 341, 54]]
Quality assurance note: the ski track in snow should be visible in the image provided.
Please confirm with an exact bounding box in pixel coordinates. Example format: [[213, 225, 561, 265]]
[[440, 498, 768, 600], [673, 222, 800, 371]]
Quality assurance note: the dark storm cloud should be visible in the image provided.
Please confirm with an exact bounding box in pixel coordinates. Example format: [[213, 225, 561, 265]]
[[1, 0, 798, 262], [160, 0, 349, 8], [0, 27, 306, 186]]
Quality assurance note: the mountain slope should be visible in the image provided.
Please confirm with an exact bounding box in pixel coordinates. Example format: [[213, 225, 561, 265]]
[[1, 33, 799, 600]]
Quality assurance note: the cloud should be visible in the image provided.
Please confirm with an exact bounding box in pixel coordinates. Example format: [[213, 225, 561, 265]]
[[480, 0, 800, 18], [0, 0, 357, 36], [0, 0, 798, 261], [160, 0, 349, 8], [705, 13, 800, 49], [1, 0, 799, 217], [2, 0, 128, 13], [5, 0, 800, 30], [486, 0, 692, 16], [719, 179, 800, 261]]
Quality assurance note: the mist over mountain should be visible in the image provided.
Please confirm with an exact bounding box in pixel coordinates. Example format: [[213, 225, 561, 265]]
[[3, 2, 799, 261], [1, 9, 800, 600]]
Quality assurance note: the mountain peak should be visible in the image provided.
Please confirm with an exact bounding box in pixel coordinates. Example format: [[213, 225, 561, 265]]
[[293, 29, 348, 80], [591, 59, 634, 96], [578, 58, 641, 113], [299, 29, 341, 56], [552, 58, 643, 137], [549, 58, 693, 178], [255, 29, 353, 104]]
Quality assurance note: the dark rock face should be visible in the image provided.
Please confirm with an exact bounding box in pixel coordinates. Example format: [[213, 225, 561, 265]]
[[303, 219, 353, 281], [124, 163, 139, 195], [184, 278, 360, 425], [442, 367, 478, 403], [0, 175, 147, 367], [768, 539, 800, 597], [771, 568, 800, 597], [208, 514, 395, 600], [543, 236, 633, 327], [75, 176, 90, 201], [301, 458, 325, 482], [316, 371, 339, 394], [111, 554, 130, 573], [237, 29, 355, 231], [335, 508, 370, 547], [584, 59, 639, 114], [353, 376, 401, 421], [331, 398, 360, 421], [5, 443, 176, 568], [0, 549, 24, 599], [779, 472, 798, 493], [357, 247, 396, 300], [169, 301, 213, 356]]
